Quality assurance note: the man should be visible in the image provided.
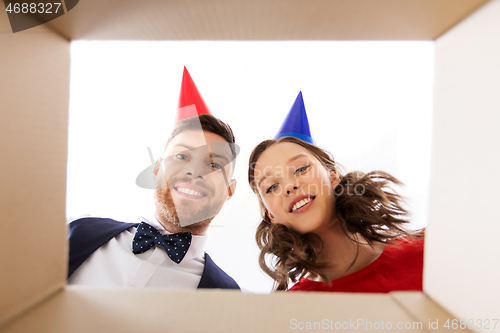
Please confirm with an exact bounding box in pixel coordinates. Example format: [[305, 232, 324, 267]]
[[67, 68, 240, 289]]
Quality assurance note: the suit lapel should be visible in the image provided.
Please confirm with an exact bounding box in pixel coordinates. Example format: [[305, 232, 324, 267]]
[[197, 253, 240, 290]]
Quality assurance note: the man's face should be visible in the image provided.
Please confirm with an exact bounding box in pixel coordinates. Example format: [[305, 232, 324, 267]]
[[154, 130, 236, 227]]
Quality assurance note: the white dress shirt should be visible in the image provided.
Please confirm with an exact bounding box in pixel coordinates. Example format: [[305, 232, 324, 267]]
[[68, 216, 207, 288]]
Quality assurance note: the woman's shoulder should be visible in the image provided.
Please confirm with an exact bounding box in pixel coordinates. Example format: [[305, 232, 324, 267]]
[[375, 229, 425, 278], [287, 230, 425, 293], [389, 229, 425, 248], [288, 277, 324, 292]]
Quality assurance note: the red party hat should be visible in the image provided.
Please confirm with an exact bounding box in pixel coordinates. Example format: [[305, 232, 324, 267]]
[[175, 67, 212, 124]]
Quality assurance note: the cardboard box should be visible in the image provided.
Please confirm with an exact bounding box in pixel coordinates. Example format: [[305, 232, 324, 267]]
[[1, 1, 499, 332]]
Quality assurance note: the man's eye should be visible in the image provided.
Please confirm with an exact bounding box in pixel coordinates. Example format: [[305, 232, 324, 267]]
[[211, 163, 223, 170], [175, 153, 188, 160], [295, 165, 310, 174], [266, 184, 278, 194]]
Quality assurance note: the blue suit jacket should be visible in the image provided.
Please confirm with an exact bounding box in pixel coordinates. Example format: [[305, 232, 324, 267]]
[[68, 217, 240, 290]]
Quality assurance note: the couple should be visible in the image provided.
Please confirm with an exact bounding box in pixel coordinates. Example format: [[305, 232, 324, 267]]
[[68, 68, 424, 292]]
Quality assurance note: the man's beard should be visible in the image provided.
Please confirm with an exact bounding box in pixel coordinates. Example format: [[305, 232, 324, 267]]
[[153, 176, 225, 228], [153, 186, 181, 226]]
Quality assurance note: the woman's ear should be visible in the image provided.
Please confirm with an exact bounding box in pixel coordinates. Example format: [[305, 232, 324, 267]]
[[265, 210, 277, 224], [329, 169, 340, 187]]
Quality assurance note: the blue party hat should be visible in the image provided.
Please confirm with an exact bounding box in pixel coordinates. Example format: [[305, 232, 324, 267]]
[[275, 91, 315, 144]]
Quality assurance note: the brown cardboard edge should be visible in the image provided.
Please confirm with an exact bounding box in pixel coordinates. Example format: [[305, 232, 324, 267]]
[[0, 8, 69, 38], [0, 21, 70, 328], [43, 0, 491, 41], [0, 287, 427, 333], [0, 284, 64, 330], [433, 0, 492, 40], [390, 292, 473, 333]]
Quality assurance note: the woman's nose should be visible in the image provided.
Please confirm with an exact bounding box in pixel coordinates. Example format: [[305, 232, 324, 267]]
[[285, 184, 299, 195]]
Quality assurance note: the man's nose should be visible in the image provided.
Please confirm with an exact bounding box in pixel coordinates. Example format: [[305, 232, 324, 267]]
[[185, 161, 212, 179]]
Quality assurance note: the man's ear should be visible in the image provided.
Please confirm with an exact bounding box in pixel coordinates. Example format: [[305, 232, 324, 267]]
[[153, 158, 163, 177], [226, 179, 237, 200]]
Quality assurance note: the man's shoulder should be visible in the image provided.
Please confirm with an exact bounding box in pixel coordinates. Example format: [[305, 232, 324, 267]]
[[69, 217, 139, 239], [68, 217, 139, 278], [70, 217, 138, 230]]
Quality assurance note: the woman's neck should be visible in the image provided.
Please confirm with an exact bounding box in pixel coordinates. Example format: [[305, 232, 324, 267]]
[[311, 221, 386, 282]]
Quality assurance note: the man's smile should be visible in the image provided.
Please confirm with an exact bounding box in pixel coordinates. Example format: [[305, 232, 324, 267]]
[[173, 183, 208, 199]]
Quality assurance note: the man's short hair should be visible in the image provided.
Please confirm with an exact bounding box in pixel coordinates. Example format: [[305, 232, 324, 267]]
[[166, 114, 237, 158]]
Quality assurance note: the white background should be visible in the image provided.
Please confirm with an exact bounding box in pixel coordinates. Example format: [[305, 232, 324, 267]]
[[67, 41, 434, 293]]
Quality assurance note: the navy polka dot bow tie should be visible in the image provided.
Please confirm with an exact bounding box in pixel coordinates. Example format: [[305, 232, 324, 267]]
[[132, 222, 192, 264]]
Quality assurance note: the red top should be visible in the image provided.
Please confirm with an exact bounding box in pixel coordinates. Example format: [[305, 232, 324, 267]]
[[287, 235, 424, 293]]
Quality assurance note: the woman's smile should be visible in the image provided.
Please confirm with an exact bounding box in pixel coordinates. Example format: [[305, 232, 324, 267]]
[[289, 195, 316, 213]]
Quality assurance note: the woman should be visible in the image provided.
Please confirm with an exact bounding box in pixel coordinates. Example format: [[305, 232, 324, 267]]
[[247, 93, 423, 292]]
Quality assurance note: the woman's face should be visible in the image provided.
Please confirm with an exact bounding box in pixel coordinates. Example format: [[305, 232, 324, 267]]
[[253, 142, 340, 234]]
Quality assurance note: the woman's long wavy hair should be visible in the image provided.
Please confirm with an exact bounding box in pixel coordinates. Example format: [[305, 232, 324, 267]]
[[248, 136, 419, 290]]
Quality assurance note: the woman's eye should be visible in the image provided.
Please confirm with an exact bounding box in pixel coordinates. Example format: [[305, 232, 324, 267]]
[[175, 153, 188, 160], [266, 184, 278, 194], [295, 165, 310, 174]]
